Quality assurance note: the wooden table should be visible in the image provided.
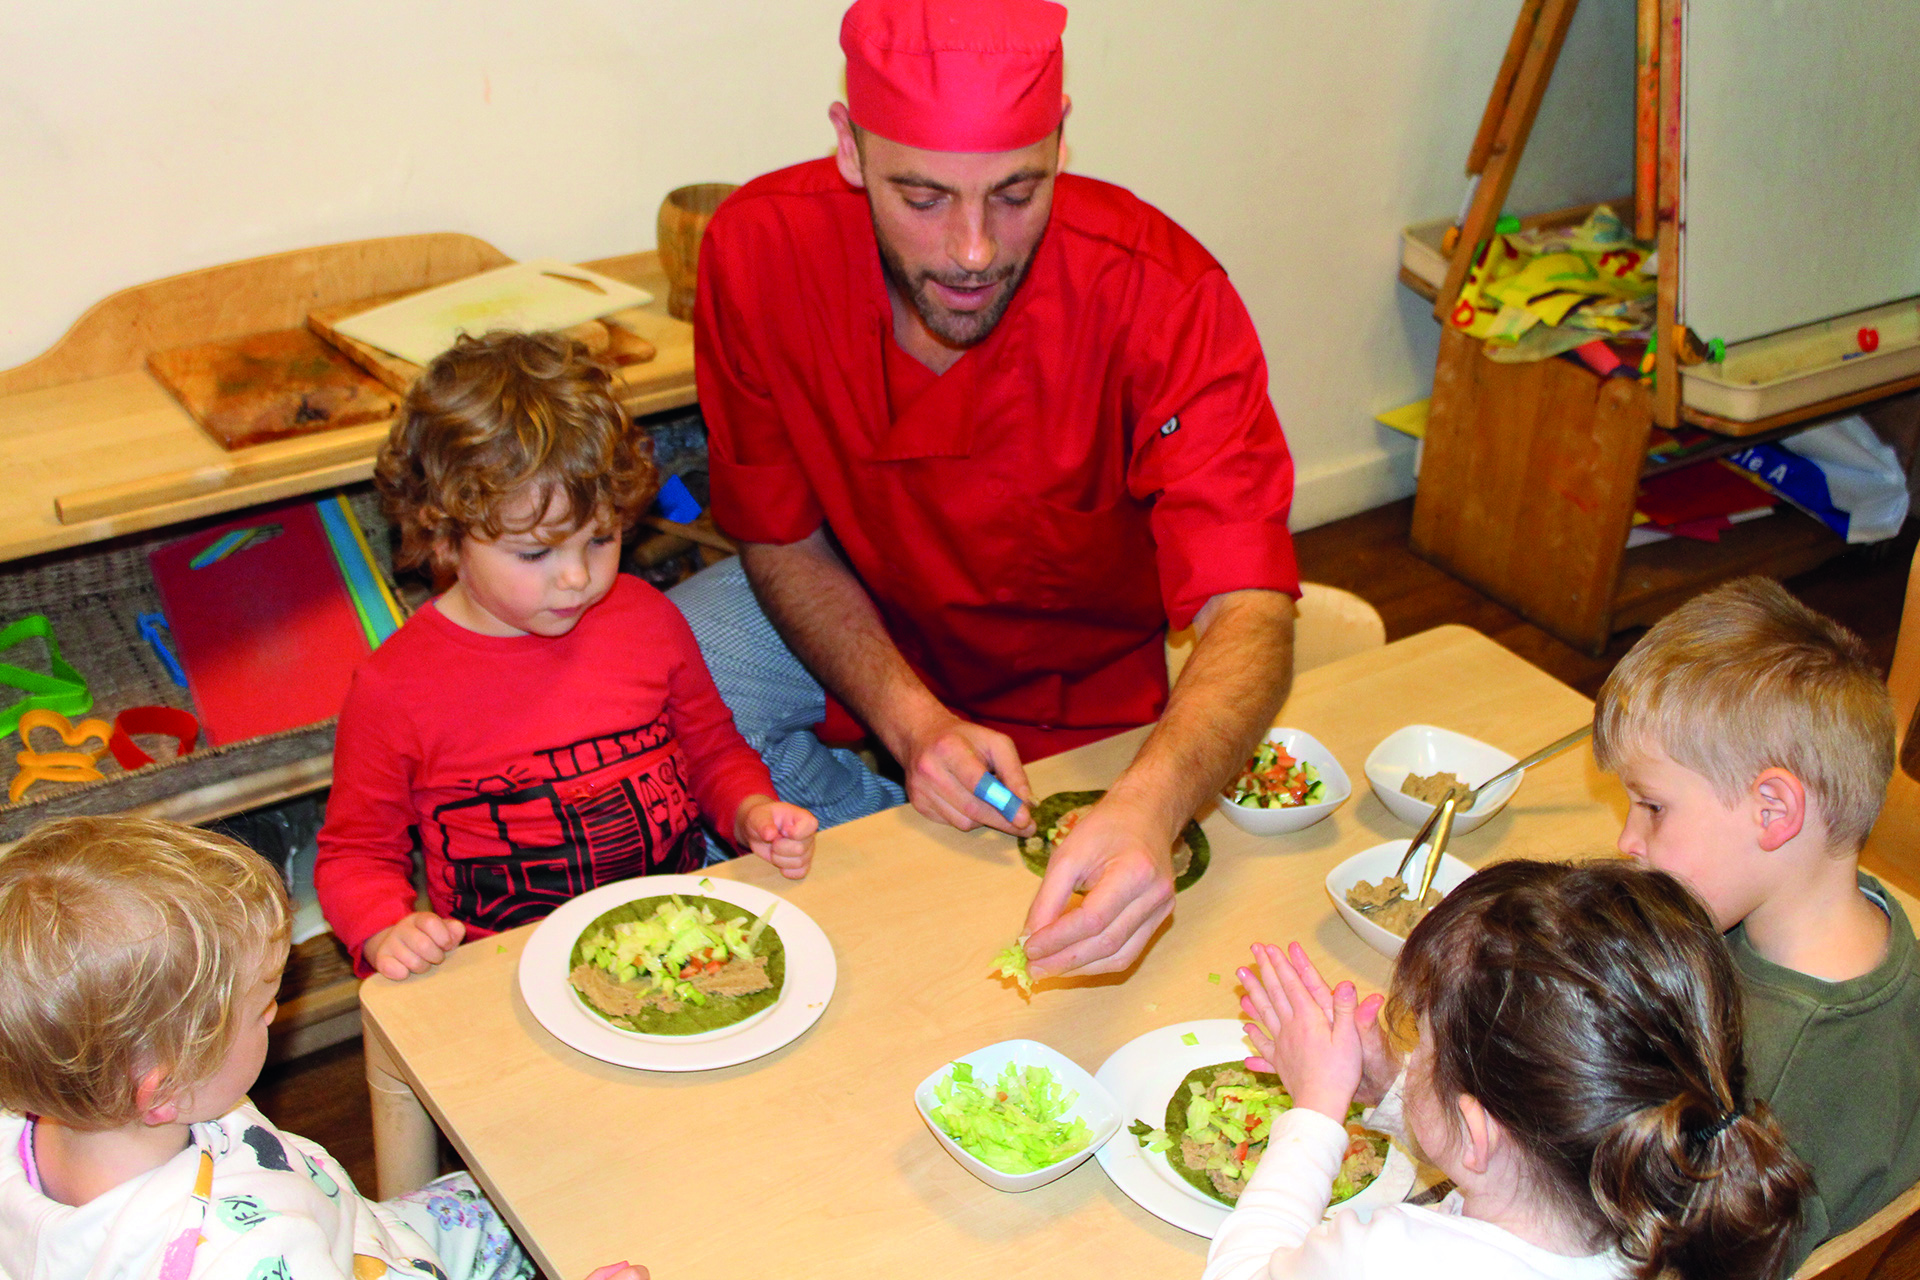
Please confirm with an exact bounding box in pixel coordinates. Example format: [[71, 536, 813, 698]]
[[358, 626, 1630, 1278]]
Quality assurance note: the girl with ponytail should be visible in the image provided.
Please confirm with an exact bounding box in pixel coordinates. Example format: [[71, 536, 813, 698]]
[[1203, 859, 1811, 1280]]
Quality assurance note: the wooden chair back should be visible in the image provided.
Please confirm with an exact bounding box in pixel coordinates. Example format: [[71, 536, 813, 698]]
[[1863, 543, 1920, 899], [1165, 583, 1386, 686], [1793, 1175, 1920, 1280]]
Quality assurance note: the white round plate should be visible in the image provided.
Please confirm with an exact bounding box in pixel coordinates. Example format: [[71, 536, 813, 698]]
[[517, 873, 836, 1071], [1094, 1019, 1417, 1237]]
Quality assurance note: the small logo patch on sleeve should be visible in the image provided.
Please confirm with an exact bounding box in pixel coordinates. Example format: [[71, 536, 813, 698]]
[[1158, 416, 1180, 437]]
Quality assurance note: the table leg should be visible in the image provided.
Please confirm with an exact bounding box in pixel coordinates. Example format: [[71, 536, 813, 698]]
[[363, 1019, 439, 1199]]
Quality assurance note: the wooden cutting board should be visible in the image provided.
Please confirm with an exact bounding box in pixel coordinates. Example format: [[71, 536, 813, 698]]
[[309, 294, 657, 396], [147, 329, 401, 450]]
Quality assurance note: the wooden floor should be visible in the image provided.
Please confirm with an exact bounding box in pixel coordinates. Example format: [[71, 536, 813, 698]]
[[252, 497, 1917, 1223]]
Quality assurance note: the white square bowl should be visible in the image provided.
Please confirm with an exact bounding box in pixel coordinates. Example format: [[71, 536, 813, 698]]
[[1362, 724, 1521, 835], [914, 1038, 1121, 1192], [1216, 727, 1352, 836], [1326, 839, 1478, 959]]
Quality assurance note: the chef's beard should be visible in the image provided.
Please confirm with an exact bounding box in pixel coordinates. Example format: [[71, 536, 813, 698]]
[[873, 226, 1036, 349]]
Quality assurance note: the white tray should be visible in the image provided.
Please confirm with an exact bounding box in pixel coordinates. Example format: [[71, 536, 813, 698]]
[[1683, 296, 1920, 422]]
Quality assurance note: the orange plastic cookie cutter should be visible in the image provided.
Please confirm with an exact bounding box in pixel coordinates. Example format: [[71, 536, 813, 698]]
[[109, 706, 201, 769], [10, 709, 113, 803]]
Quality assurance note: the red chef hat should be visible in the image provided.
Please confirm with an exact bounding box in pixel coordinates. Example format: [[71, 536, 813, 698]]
[[841, 0, 1068, 153]]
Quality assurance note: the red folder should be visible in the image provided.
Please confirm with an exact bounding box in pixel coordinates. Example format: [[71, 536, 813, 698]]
[[149, 503, 371, 746], [1637, 460, 1775, 529]]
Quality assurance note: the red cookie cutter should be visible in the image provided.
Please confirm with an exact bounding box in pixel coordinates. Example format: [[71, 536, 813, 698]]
[[109, 706, 202, 770]]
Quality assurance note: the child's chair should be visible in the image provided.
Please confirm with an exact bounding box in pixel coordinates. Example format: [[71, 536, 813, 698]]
[[1165, 583, 1386, 686], [1793, 1174, 1920, 1280], [1863, 542, 1920, 899]]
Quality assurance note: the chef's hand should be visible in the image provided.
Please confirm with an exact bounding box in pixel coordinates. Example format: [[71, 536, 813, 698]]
[[896, 708, 1037, 837], [1021, 794, 1175, 978], [363, 912, 466, 981]]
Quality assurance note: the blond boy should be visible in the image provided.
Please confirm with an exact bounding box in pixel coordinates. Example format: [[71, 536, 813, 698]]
[[1593, 576, 1920, 1266], [0, 817, 626, 1280]]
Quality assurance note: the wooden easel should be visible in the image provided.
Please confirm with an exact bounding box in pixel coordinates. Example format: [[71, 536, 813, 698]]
[[1407, 0, 1857, 654], [1430, 0, 1686, 430]]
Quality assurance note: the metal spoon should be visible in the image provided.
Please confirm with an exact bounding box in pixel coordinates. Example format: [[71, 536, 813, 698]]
[[1392, 789, 1459, 906], [1459, 724, 1594, 810], [1355, 790, 1460, 920]]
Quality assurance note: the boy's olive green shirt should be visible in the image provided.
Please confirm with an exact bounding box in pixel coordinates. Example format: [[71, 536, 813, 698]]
[[1731, 873, 1920, 1270]]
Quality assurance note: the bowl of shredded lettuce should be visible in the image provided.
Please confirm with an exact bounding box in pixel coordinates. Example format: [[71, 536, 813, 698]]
[[1218, 727, 1351, 836], [914, 1039, 1122, 1191]]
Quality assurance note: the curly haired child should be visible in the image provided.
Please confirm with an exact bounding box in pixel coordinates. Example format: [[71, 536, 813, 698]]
[[0, 815, 650, 1280], [317, 331, 815, 981], [1210, 860, 1810, 1280]]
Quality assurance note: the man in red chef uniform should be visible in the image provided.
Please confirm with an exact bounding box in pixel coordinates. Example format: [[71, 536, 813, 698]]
[[670, 0, 1300, 977]]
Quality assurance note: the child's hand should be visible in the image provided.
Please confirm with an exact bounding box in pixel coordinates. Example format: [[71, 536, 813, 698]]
[[585, 1264, 649, 1280], [1241, 942, 1399, 1106], [1236, 941, 1362, 1123], [364, 912, 466, 981], [735, 796, 816, 879]]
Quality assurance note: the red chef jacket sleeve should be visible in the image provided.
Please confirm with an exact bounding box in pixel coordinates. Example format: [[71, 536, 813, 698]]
[[696, 214, 826, 546], [1126, 268, 1301, 632]]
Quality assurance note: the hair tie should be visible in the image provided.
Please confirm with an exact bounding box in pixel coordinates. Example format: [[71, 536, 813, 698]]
[[1690, 1107, 1741, 1144]]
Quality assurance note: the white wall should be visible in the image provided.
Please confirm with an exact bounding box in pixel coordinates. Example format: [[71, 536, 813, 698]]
[[0, 0, 1633, 529]]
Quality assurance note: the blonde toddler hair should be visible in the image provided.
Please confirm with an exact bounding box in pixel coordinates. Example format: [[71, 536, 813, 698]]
[[1594, 577, 1895, 851], [0, 817, 290, 1129]]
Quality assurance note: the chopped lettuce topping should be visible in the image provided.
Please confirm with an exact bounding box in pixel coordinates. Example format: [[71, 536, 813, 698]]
[[1128, 1118, 1173, 1153], [932, 1061, 1092, 1173], [1226, 740, 1328, 809], [1182, 1032, 1199, 1047], [577, 898, 764, 1008], [1139, 1068, 1388, 1204], [991, 936, 1033, 994]]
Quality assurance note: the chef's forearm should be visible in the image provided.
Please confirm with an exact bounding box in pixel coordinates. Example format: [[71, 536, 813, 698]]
[[738, 534, 949, 756], [1105, 589, 1297, 839]]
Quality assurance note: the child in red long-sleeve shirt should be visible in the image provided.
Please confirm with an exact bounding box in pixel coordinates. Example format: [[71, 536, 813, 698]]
[[317, 331, 814, 981]]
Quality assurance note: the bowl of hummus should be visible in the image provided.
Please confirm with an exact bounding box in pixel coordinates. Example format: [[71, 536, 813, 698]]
[[1325, 839, 1477, 958], [1362, 724, 1521, 835]]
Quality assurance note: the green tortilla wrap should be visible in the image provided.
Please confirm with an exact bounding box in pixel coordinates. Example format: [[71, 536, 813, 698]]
[[567, 894, 785, 1036], [1017, 789, 1210, 891], [1159, 1060, 1387, 1206]]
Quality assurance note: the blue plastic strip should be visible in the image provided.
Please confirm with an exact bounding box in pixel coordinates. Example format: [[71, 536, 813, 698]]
[[317, 498, 400, 647], [136, 612, 188, 688]]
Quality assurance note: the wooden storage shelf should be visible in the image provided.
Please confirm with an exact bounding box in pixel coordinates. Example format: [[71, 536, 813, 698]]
[[1612, 507, 1842, 632], [1410, 326, 1860, 654], [0, 237, 693, 566]]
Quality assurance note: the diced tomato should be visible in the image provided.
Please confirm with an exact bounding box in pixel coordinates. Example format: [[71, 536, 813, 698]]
[[1234, 1141, 1249, 1162], [996, 1091, 1008, 1102]]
